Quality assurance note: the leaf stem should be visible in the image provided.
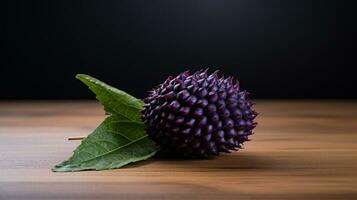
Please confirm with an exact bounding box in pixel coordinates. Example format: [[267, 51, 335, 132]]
[[68, 136, 86, 141]]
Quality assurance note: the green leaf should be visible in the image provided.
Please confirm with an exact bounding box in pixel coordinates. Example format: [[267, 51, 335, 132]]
[[53, 74, 159, 172], [52, 115, 159, 172], [76, 74, 144, 121]]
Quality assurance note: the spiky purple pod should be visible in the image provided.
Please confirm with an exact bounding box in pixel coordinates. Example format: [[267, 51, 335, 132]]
[[142, 69, 257, 158]]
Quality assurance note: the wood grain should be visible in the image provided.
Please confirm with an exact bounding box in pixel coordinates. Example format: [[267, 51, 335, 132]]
[[0, 100, 356, 200]]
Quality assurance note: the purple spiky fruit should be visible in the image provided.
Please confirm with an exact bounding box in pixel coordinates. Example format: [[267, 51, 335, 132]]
[[142, 69, 257, 158]]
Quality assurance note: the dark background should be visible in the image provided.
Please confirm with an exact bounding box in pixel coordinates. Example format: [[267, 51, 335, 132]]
[[1, 0, 356, 99]]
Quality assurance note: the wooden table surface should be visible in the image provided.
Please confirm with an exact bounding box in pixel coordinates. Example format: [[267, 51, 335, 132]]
[[0, 101, 356, 200]]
